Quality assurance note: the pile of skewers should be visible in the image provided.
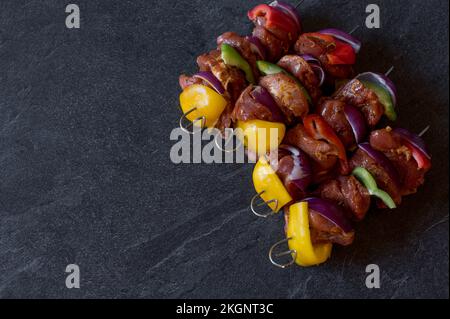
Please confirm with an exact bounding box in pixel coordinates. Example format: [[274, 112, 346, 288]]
[[178, 1, 432, 267]]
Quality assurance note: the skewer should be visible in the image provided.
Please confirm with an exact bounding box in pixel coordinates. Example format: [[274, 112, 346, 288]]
[[418, 125, 430, 137], [385, 66, 395, 77], [180, 0, 362, 136], [250, 191, 279, 218], [294, 0, 359, 35], [214, 22, 359, 151], [268, 125, 431, 269], [214, 130, 242, 153], [348, 25, 360, 35], [295, 0, 305, 9], [177, 1, 432, 269], [269, 238, 297, 268], [179, 107, 206, 134]]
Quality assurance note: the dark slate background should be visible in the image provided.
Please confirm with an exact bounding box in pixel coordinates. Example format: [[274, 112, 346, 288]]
[[0, 0, 448, 299]]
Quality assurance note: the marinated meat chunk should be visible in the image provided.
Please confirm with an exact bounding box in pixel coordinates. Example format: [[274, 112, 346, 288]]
[[252, 26, 288, 62], [350, 148, 402, 206], [386, 151, 426, 196], [215, 103, 234, 132], [284, 124, 338, 172], [318, 176, 371, 221], [294, 34, 325, 57], [232, 85, 280, 122], [309, 210, 355, 246], [252, 15, 296, 44], [322, 64, 354, 81], [178, 72, 234, 131], [217, 32, 259, 80], [277, 55, 322, 103], [317, 98, 355, 149], [197, 50, 247, 103], [370, 128, 428, 195], [311, 165, 340, 185], [333, 79, 384, 127], [194, 50, 247, 131], [178, 74, 204, 90], [338, 176, 371, 220], [316, 179, 344, 207], [259, 73, 309, 124], [294, 33, 354, 80], [284, 207, 355, 246], [369, 127, 401, 150]]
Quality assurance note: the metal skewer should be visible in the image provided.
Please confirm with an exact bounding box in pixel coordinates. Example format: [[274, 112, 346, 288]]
[[295, 0, 305, 9], [214, 130, 242, 153], [348, 25, 360, 35], [250, 191, 279, 218], [181, 1, 361, 140], [418, 125, 430, 137], [269, 237, 297, 268], [385, 66, 395, 77], [179, 107, 206, 134]]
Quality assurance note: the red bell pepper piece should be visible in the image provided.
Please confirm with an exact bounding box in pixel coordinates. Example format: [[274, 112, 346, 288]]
[[326, 39, 356, 65], [248, 4, 298, 39], [405, 142, 432, 170], [303, 114, 349, 173], [306, 33, 356, 65], [307, 33, 335, 44]]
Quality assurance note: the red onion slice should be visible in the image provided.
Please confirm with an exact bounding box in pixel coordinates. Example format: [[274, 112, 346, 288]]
[[394, 128, 431, 160], [245, 36, 267, 60], [269, 1, 302, 33], [359, 143, 401, 189], [311, 64, 325, 86], [251, 86, 285, 123], [299, 54, 325, 86], [278, 144, 301, 157], [299, 54, 321, 65], [275, 144, 313, 198], [290, 160, 313, 192], [318, 28, 362, 53], [344, 104, 367, 143], [356, 72, 397, 108], [303, 197, 354, 233], [193, 71, 225, 95], [277, 145, 313, 193]]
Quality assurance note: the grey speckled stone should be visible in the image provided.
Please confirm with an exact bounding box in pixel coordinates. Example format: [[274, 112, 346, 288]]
[[0, 0, 448, 298]]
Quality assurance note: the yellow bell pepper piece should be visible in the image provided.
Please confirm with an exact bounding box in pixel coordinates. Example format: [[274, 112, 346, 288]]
[[179, 84, 227, 128], [287, 202, 332, 267], [252, 157, 292, 212], [236, 120, 286, 156]]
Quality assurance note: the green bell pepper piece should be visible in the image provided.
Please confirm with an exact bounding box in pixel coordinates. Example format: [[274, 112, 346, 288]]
[[256, 60, 312, 105], [256, 60, 285, 75], [352, 167, 397, 209], [371, 189, 396, 209], [221, 43, 255, 84], [360, 80, 397, 122]]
